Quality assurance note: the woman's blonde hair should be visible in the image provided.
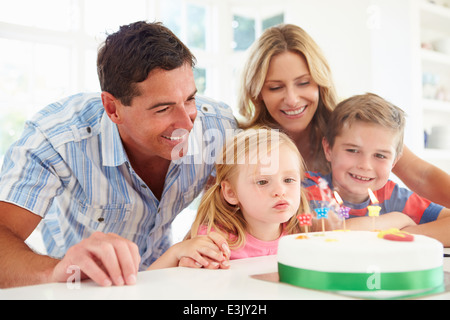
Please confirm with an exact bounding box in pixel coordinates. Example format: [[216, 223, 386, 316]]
[[188, 128, 310, 249], [238, 24, 338, 173]]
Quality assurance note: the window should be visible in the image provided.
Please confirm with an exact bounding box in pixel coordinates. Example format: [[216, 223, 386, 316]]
[[161, 1, 209, 95], [0, 0, 74, 31], [0, 0, 150, 166], [232, 15, 256, 51], [232, 12, 284, 51], [263, 13, 284, 30], [0, 38, 73, 163], [194, 67, 207, 95], [187, 4, 207, 50], [84, 0, 148, 38]]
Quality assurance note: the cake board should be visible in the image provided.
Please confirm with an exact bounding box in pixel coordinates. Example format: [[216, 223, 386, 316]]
[[251, 271, 450, 300]]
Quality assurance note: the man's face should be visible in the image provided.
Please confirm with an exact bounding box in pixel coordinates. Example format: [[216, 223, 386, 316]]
[[114, 63, 198, 162]]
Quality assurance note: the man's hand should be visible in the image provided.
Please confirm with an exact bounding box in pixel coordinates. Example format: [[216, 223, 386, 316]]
[[51, 232, 141, 286]]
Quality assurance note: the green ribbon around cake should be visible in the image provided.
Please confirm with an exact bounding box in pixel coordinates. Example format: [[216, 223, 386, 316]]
[[278, 263, 444, 292]]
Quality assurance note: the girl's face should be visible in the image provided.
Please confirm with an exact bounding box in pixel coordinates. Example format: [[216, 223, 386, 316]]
[[260, 51, 319, 136], [323, 122, 399, 204], [221, 144, 302, 240]]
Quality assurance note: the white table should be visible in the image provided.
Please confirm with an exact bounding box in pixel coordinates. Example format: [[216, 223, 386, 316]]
[[1, 250, 450, 300]]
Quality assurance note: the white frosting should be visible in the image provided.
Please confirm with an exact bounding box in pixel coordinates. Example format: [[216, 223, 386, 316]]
[[278, 231, 443, 273]]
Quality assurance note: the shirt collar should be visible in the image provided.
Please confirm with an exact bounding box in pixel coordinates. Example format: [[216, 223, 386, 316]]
[[100, 112, 128, 167]]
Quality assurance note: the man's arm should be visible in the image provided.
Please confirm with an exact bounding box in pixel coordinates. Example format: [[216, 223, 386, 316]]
[[0, 202, 58, 288], [0, 201, 141, 288]]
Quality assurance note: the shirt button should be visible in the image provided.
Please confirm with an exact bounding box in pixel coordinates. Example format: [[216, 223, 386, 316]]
[[86, 127, 91, 133], [98, 217, 104, 222]]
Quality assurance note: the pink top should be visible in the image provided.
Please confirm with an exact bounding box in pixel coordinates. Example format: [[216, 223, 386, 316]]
[[197, 225, 282, 260]]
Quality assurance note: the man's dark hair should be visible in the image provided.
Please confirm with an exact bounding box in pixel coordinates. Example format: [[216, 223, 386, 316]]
[[97, 21, 196, 105]]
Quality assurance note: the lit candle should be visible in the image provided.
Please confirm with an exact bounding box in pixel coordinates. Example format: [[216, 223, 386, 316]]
[[314, 207, 329, 233], [333, 191, 350, 230], [297, 213, 313, 234], [367, 188, 381, 230]]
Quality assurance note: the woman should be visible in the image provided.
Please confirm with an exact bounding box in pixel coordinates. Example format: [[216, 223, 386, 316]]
[[238, 24, 450, 207]]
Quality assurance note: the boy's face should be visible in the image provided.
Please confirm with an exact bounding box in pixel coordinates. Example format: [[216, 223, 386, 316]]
[[323, 121, 400, 204]]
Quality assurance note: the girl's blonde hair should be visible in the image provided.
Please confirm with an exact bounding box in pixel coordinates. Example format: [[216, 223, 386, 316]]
[[238, 24, 338, 173], [188, 128, 310, 249]]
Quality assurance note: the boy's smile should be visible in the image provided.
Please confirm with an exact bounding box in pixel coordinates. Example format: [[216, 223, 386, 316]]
[[323, 121, 400, 204]]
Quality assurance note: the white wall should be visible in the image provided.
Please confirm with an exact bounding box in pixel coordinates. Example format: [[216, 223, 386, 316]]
[[284, 0, 373, 100], [283, 0, 422, 154]]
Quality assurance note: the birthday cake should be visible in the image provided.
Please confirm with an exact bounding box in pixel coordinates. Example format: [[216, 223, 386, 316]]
[[278, 230, 444, 298]]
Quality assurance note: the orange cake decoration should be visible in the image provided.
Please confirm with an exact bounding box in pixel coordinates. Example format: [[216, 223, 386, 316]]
[[377, 228, 414, 242]]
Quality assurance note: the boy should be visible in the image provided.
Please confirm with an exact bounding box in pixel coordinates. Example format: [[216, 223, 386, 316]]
[[304, 93, 450, 245]]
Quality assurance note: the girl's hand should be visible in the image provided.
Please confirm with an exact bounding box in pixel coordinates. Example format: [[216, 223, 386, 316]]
[[148, 232, 230, 270], [178, 232, 231, 269]]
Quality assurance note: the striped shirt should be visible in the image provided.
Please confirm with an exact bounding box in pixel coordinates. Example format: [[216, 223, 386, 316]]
[[0, 93, 237, 269], [303, 171, 443, 224]]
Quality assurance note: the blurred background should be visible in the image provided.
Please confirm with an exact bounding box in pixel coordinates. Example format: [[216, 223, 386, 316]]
[[1, 0, 450, 246], [2, 0, 450, 172]]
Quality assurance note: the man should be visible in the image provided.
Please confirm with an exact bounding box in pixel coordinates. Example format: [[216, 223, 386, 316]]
[[0, 21, 237, 288]]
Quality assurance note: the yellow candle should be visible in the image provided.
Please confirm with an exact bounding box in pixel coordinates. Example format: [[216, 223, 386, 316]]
[[368, 189, 381, 230], [367, 205, 381, 217]]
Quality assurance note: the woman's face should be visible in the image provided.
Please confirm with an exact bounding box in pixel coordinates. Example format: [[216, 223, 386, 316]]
[[260, 51, 319, 136]]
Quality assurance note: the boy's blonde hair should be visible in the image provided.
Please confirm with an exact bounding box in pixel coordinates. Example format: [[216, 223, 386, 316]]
[[238, 24, 338, 173], [325, 93, 406, 157], [189, 128, 310, 249]]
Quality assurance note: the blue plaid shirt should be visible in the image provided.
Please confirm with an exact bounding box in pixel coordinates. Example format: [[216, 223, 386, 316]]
[[0, 93, 237, 269]]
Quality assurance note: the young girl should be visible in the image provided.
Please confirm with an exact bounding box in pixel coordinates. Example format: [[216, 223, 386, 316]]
[[187, 128, 311, 260]]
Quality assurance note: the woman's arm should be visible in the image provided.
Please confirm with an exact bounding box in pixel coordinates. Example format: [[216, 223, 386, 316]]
[[402, 207, 450, 247], [402, 217, 450, 247], [393, 146, 450, 207]]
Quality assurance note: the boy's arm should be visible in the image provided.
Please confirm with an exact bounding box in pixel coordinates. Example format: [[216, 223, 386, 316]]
[[402, 208, 450, 247], [345, 212, 416, 231], [147, 232, 230, 270]]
